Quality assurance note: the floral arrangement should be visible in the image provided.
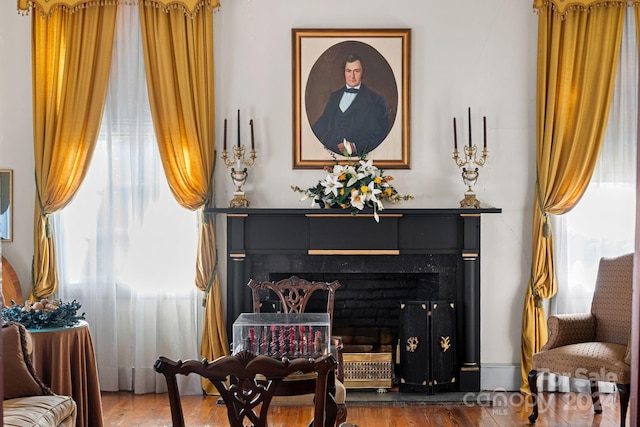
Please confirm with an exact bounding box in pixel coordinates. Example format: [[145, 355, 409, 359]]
[[291, 144, 413, 222], [2, 298, 85, 329]]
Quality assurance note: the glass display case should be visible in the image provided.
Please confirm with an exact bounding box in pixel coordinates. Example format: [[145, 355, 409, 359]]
[[232, 313, 331, 357]]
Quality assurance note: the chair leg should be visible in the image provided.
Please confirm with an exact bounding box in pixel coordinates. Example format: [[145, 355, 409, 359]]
[[309, 392, 338, 427], [616, 383, 630, 427], [528, 369, 539, 423], [590, 379, 602, 414], [325, 392, 338, 427], [336, 402, 347, 426]]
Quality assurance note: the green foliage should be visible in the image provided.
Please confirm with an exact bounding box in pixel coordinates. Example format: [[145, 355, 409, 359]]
[[2, 299, 86, 329]]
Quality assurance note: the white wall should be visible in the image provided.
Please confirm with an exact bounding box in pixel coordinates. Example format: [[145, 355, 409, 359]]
[[0, 0, 538, 390], [0, 3, 35, 297]]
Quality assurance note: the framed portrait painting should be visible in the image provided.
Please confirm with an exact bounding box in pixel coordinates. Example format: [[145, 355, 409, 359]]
[[292, 28, 411, 169]]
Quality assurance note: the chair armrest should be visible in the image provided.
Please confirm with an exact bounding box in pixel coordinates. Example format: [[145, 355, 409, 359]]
[[542, 313, 596, 350], [330, 336, 344, 383]]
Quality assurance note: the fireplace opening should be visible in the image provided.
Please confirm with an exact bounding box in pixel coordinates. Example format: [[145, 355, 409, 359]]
[[267, 272, 441, 353], [264, 271, 458, 392], [247, 253, 462, 391]]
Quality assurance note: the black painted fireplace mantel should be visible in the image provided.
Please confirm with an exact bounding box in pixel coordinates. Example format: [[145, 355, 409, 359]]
[[206, 207, 501, 391]]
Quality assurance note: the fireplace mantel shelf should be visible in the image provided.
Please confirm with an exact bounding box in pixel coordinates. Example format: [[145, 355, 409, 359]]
[[207, 206, 501, 392], [206, 207, 502, 215]]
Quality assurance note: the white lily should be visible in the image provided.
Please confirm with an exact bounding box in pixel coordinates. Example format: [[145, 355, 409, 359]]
[[346, 166, 365, 187], [365, 180, 382, 204], [332, 164, 346, 175], [358, 158, 376, 176], [349, 189, 365, 210], [321, 173, 343, 198]]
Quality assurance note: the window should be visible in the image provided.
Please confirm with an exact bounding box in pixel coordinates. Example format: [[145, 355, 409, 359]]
[[551, 10, 636, 316], [54, 5, 203, 394]]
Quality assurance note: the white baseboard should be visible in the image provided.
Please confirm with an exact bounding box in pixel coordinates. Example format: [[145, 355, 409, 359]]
[[481, 363, 521, 391]]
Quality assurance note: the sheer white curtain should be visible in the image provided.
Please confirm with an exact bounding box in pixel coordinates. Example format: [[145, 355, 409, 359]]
[[53, 5, 203, 395], [551, 10, 637, 316]]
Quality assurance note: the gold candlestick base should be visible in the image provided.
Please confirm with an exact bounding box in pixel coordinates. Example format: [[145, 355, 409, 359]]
[[460, 193, 480, 209], [230, 192, 249, 208]]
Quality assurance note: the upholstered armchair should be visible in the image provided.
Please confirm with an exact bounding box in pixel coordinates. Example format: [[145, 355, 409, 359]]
[[247, 276, 347, 426], [2, 322, 77, 427], [528, 253, 633, 427]]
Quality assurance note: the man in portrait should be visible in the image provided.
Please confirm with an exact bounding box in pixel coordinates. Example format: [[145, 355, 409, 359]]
[[311, 54, 390, 155]]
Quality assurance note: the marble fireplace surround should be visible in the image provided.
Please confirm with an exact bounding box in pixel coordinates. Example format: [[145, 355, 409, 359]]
[[207, 207, 501, 392]]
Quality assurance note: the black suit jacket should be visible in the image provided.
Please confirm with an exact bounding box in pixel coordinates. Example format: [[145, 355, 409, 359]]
[[311, 84, 389, 155]]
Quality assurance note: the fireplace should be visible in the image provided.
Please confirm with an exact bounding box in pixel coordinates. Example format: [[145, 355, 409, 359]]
[[207, 207, 501, 391]]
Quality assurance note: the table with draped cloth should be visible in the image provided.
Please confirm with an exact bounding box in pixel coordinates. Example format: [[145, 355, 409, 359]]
[[28, 320, 103, 427]]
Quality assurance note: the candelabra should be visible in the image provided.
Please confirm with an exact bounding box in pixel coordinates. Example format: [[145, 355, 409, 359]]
[[221, 111, 257, 207], [452, 108, 488, 209]]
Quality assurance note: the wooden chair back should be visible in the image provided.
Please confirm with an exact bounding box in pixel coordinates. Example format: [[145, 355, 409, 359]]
[[154, 350, 336, 427], [247, 276, 341, 325], [247, 275, 346, 395], [2, 256, 23, 307]]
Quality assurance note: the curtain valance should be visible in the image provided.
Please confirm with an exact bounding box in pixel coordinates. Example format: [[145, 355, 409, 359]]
[[533, 0, 640, 15], [17, 0, 219, 17]]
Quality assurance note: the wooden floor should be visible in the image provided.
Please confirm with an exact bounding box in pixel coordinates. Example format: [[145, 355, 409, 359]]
[[100, 390, 629, 426]]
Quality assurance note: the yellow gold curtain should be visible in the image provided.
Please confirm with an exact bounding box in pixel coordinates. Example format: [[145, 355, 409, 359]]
[[31, 5, 117, 300], [532, 0, 636, 16], [637, 6, 640, 44], [18, 0, 214, 17], [138, 1, 227, 394], [520, 3, 625, 393]]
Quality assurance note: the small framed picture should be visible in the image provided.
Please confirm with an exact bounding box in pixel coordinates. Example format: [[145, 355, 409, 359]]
[[292, 28, 411, 169], [0, 169, 13, 242]]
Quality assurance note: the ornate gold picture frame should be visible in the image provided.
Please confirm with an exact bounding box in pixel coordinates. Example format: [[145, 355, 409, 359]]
[[292, 28, 411, 169], [0, 169, 13, 242]]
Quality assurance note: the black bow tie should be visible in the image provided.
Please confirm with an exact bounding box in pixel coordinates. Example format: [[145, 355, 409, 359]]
[[344, 87, 359, 93]]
